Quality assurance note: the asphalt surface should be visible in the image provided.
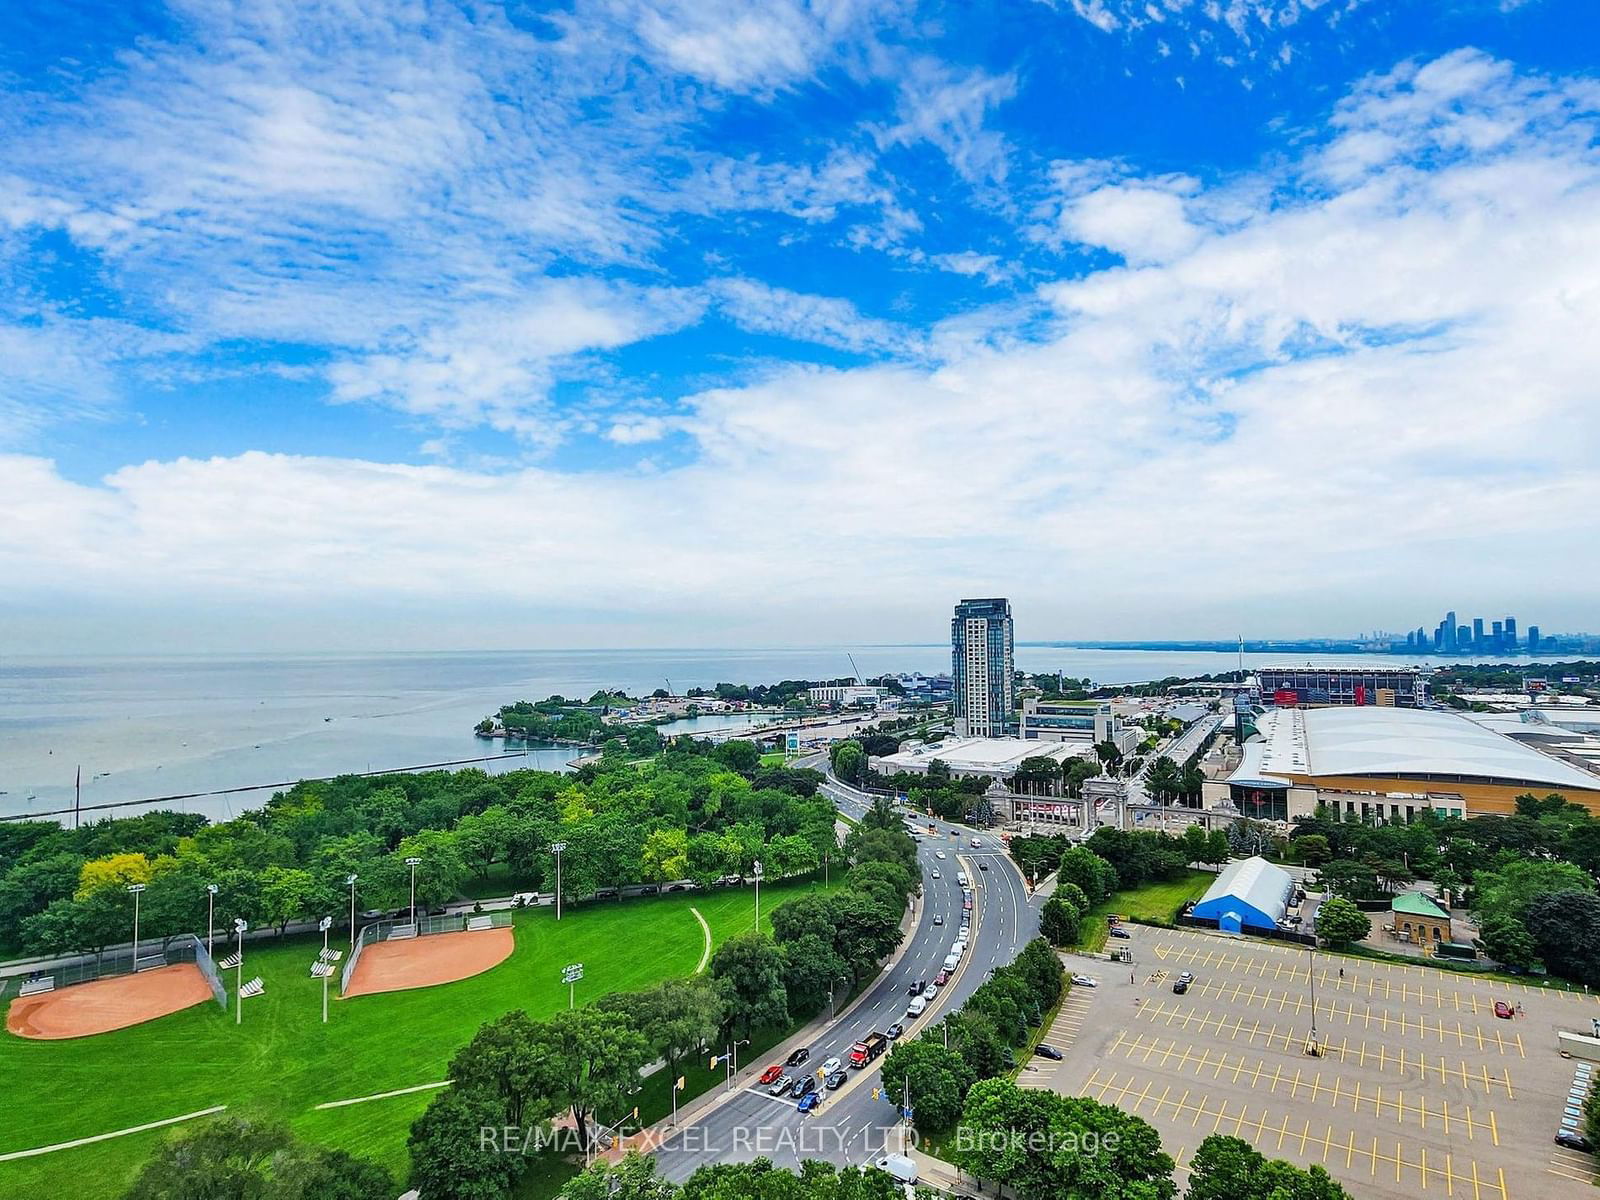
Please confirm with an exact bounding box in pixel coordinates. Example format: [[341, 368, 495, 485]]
[[650, 776, 1041, 1178]]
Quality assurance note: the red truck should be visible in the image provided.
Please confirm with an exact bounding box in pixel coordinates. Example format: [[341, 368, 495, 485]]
[[849, 1032, 888, 1068]]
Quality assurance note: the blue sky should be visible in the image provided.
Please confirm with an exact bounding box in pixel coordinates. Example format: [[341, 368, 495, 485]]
[[2, 0, 1598, 651]]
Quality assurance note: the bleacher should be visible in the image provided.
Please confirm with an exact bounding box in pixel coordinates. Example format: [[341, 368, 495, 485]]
[[218, 952, 242, 970], [134, 955, 167, 973], [239, 976, 265, 998], [388, 923, 417, 940], [18, 976, 56, 997], [311, 961, 334, 978], [318, 948, 343, 963], [466, 915, 494, 932]]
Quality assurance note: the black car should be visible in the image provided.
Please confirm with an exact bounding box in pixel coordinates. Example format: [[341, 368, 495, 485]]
[[825, 1070, 848, 1090], [1171, 980, 1189, 994], [908, 979, 926, 996], [886, 1022, 905, 1039], [1556, 1130, 1593, 1151], [791, 1075, 817, 1098], [786, 1047, 811, 1068], [1109, 927, 1131, 939], [978, 862, 988, 871], [1035, 1044, 1064, 1061]]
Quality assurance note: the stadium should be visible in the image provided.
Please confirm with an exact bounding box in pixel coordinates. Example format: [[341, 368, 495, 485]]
[[1214, 705, 1600, 821]]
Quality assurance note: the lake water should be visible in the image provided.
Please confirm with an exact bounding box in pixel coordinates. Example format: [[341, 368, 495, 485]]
[[0, 646, 1548, 823]]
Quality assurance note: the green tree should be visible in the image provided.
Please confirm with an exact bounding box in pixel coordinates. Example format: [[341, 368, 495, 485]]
[[1056, 880, 1090, 913], [124, 1115, 395, 1200], [1473, 860, 1594, 925], [1039, 896, 1081, 947], [1314, 896, 1371, 948], [1058, 846, 1117, 904], [710, 931, 790, 1039], [259, 865, 318, 936], [714, 740, 762, 774], [561, 1152, 678, 1200], [535, 1006, 652, 1150], [950, 1078, 1174, 1200], [608, 977, 725, 1088], [447, 1009, 562, 1129], [640, 828, 690, 883], [1478, 911, 1538, 971], [393, 829, 470, 909], [1524, 890, 1600, 985], [830, 740, 865, 785], [408, 1085, 527, 1200], [1185, 1134, 1350, 1200], [879, 1038, 975, 1134]]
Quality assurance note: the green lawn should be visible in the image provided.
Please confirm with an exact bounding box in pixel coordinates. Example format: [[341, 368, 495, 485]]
[[0, 876, 835, 1198], [1075, 870, 1213, 954]]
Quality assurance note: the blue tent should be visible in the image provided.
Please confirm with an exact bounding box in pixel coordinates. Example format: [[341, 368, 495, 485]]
[[1191, 856, 1293, 933]]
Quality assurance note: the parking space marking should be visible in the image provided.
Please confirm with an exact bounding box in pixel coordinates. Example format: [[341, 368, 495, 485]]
[[1097, 1039, 1501, 1137], [1139, 996, 1519, 1056], [1079, 1069, 1511, 1199]]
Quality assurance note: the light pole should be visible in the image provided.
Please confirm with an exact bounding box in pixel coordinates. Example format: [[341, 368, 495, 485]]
[[405, 856, 422, 927], [205, 883, 218, 958], [319, 916, 333, 1024], [346, 874, 358, 949], [127, 883, 146, 966], [1307, 938, 1319, 1052], [551, 842, 568, 921], [233, 918, 248, 1025], [752, 860, 763, 930]]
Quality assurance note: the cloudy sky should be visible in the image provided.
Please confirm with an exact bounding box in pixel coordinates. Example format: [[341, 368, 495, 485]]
[[2, 0, 1597, 652]]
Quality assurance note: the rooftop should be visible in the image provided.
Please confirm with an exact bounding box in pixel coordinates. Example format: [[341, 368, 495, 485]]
[[1228, 706, 1600, 792], [874, 736, 1089, 772], [1392, 892, 1451, 919]]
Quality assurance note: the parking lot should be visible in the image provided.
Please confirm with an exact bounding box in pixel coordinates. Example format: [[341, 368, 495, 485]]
[[1038, 925, 1600, 1200]]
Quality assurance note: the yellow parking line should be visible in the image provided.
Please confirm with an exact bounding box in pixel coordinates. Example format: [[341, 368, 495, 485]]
[[1471, 1159, 1483, 1200], [1489, 1109, 1498, 1147], [1515, 1032, 1524, 1058], [1497, 1167, 1507, 1200], [1421, 1145, 1428, 1190]]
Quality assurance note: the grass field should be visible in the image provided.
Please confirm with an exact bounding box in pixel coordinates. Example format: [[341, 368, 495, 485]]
[[1076, 870, 1213, 953], [0, 876, 836, 1198]]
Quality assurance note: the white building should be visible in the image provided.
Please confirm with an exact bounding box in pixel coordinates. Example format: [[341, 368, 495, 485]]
[[1019, 698, 1140, 754], [808, 684, 888, 707], [871, 736, 1092, 781]]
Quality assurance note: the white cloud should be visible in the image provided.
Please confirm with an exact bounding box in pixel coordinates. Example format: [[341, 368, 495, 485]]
[[878, 56, 1018, 186], [4, 50, 1600, 646]]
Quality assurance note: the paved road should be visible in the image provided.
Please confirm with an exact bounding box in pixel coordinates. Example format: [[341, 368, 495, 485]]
[[650, 778, 1041, 1178]]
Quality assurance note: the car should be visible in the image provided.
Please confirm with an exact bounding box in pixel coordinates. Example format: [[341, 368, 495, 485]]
[[1172, 980, 1189, 994], [886, 1022, 905, 1039], [786, 1047, 811, 1067], [1035, 1044, 1064, 1060], [922, 983, 938, 1000], [1556, 1130, 1594, 1151], [933, 913, 944, 926], [768, 1073, 793, 1095], [936, 851, 947, 859], [1109, 927, 1131, 939], [791, 1076, 817, 1099], [1070, 974, 1098, 987], [978, 862, 988, 871], [1494, 1001, 1513, 1019], [825, 1069, 848, 1089], [798, 1091, 821, 1113], [935, 968, 950, 986], [908, 979, 926, 996], [971, 837, 982, 848], [820, 1057, 842, 1076], [1177, 971, 1193, 985], [758, 1064, 784, 1086], [931, 868, 940, 879]]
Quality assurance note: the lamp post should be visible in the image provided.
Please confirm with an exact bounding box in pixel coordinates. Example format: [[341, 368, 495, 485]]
[[127, 883, 146, 967], [551, 842, 568, 921], [205, 883, 218, 958], [405, 857, 422, 927], [1307, 938, 1319, 1052], [233, 918, 248, 1025], [319, 916, 333, 1024], [346, 874, 358, 950], [752, 860, 763, 930]]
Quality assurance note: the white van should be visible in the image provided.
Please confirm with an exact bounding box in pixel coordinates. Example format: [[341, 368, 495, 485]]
[[942, 954, 959, 972], [950, 940, 964, 956], [876, 1153, 919, 1184], [907, 995, 928, 1017], [956, 872, 969, 886]]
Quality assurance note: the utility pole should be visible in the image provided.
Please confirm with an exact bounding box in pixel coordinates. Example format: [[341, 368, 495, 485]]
[[753, 860, 763, 930]]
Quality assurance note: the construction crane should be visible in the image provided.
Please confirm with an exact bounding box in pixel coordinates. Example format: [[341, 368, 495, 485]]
[[846, 653, 863, 685]]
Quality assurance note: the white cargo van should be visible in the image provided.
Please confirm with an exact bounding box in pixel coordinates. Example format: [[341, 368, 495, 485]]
[[942, 953, 959, 972], [907, 995, 927, 1017], [875, 1153, 919, 1184], [956, 872, 969, 886]]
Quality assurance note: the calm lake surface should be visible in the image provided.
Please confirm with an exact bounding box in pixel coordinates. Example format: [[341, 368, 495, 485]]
[[0, 646, 1535, 822]]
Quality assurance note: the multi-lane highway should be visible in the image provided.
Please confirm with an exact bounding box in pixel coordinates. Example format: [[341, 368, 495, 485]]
[[650, 773, 1041, 1178]]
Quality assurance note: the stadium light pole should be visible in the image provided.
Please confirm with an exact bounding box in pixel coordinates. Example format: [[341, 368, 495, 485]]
[[405, 857, 422, 927], [551, 841, 568, 921], [233, 918, 248, 1025], [319, 916, 333, 1024], [752, 860, 763, 930], [346, 874, 358, 950], [205, 883, 218, 958], [127, 883, 146, 966]]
